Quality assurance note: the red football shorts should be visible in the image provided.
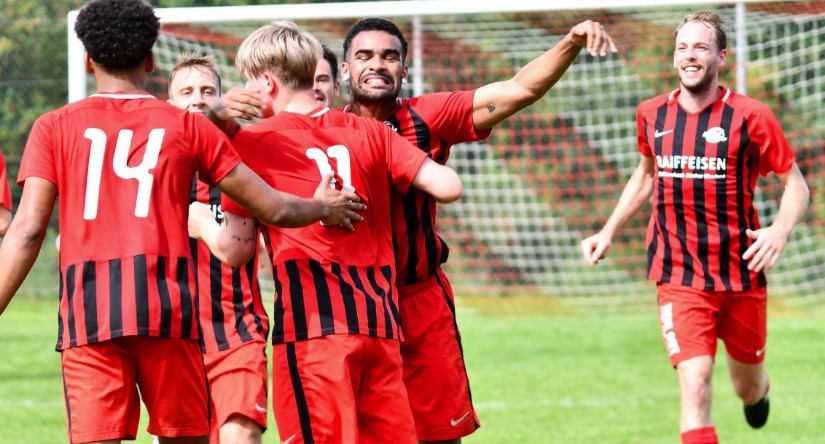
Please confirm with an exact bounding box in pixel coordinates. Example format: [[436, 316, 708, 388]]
[[60, 336, 209, 443], [203, 339, 268, 442], [656, 282, 767, 367], [398, 267, 480, 441], [271, 334, 416, 444]]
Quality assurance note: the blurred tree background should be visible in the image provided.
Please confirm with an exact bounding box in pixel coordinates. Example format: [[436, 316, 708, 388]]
[[0, 0, 343, 207]]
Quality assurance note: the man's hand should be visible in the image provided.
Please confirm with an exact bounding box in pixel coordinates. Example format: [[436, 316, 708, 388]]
[[580, 231, 613, 266], [568, 20, 618, 57], [742, 227, 789, 272], [313, 174, 367, 231], [210, 87, 273, 122], [188, 201, 218, 240]]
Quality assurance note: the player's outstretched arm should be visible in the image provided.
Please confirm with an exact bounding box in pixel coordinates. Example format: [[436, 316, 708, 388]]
[[0, 177, 56, 315], [206, 87, 272, 137], [581, 156, 654, 266], [742, 163, 809, 272], [471, 19, 618, 131], [189, 202, 258, 267], [0, 207, 10, 237], [217, 163, 366, 230], [411, 158, 463, 204]]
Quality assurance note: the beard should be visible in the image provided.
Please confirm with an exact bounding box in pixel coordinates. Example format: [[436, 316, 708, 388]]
[[349, 76, 402, 104], [679, 65, 717, 95]]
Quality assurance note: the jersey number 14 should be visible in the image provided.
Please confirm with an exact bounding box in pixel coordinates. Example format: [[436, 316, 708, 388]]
[[83, 128, 164, 220]]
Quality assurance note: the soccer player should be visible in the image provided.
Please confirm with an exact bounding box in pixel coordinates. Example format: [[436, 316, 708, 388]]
[[0, 150, 12, 237], [313, 45, 340, 107], [167, 54, 270, 444], [580, 11, 809, 444], [188, 21, 463, 444], [0, 0, 363, 442], [207, 46, 340, 134], [340, 17, 616, 443]]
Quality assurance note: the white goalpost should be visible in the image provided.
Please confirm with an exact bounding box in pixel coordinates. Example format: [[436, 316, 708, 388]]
[[66, 0, 825, 305]]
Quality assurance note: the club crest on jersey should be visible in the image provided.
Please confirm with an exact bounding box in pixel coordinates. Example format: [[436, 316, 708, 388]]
[[702, 127, 727, 144]]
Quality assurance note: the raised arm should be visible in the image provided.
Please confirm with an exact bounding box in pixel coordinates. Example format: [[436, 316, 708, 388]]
[[471, 20, 617, 131], [581, 155, 655, 265], [742, 162, 809, 272], [0, 177, 56, 315]]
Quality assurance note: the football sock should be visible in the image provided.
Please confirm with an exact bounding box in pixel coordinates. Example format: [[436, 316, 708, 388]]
[[680, 426, 718, 444]]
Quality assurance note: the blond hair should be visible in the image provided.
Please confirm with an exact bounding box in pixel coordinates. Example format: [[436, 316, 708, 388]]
[[168, 53, 221, 93], [236, 21, 322, 90], [675, 11, 727, 51]]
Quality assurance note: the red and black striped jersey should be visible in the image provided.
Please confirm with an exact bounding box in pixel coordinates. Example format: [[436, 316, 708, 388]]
[[0, 151, 11, 211], [344, 91, 490, 287], [223, 107, 428, 344], [190, 179, 269, 354], [18, 92, 241, 350], [637, 87, 795, 291]]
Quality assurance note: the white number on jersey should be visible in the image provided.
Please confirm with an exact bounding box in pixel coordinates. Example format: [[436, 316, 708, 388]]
[[83, 128, 165, 220], [306, 145, 355, 193]]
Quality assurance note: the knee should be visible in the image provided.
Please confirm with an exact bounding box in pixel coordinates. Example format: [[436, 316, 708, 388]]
[[681, 374, 712, 403], [732, 377, 767, 405], [219, 415, 264, 444]]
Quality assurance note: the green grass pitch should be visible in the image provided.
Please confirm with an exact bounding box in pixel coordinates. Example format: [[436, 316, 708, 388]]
[[1, 296, 823, 443]]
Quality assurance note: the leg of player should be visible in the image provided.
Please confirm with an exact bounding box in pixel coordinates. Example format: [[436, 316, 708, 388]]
[[219, 416, 263, 444], [675, 356, 714, 436], [156, 438, 209, 444], [727, 357, 770, 428]]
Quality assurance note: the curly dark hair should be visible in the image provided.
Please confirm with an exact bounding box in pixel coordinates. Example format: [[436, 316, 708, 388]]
[[343, 18, 408, 63], [74, 0, 160, 71]]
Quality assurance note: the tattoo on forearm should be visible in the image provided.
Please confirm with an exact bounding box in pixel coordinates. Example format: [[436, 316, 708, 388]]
[[230, 235, 256, 244], [487, 102, 496, 113]]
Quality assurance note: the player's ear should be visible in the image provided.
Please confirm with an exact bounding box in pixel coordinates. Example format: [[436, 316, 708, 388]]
[[84, 52, 94, 74], [718, 48, 728, 67], [144, 53, 155, 74], [341, 62, 350, 81]]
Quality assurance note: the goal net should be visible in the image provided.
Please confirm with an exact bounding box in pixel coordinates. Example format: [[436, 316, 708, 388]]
[[70, 1, 825, 305]]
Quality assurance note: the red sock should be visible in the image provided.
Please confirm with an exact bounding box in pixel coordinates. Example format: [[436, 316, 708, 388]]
[[681, 426, 718, 444]]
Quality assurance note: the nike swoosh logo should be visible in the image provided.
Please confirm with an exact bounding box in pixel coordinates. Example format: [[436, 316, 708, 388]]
[[450, 411, 471, 427], [756, 348, 765, 357], [654, 129, 674, 138], [281, 435, 297, 444], [255, 403, 267, 413]]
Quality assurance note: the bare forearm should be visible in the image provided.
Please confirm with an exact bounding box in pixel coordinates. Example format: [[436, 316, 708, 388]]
[[511, 34, 582, 102], [602, 166, 654, 237], [0, 227, 46, 315], [771, 165, 809, 236]]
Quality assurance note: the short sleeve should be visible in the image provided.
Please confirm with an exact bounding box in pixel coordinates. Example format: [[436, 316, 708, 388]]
[[187, 113, 242, 186], [18, 113, 59, 187], [0, 151, 12, 211], [750, 105, 795, 176], [636, 104, 654, 158]]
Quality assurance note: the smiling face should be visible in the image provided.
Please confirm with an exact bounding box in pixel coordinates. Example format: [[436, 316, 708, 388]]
[[167, 65, 220, 114], [342, 30, 407, 105], [673, 20, 727, 95]]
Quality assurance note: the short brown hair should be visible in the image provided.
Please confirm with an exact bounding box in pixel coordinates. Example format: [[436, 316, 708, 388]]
[[168, 54, 221, 93], [675, 11, 727, 51]]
